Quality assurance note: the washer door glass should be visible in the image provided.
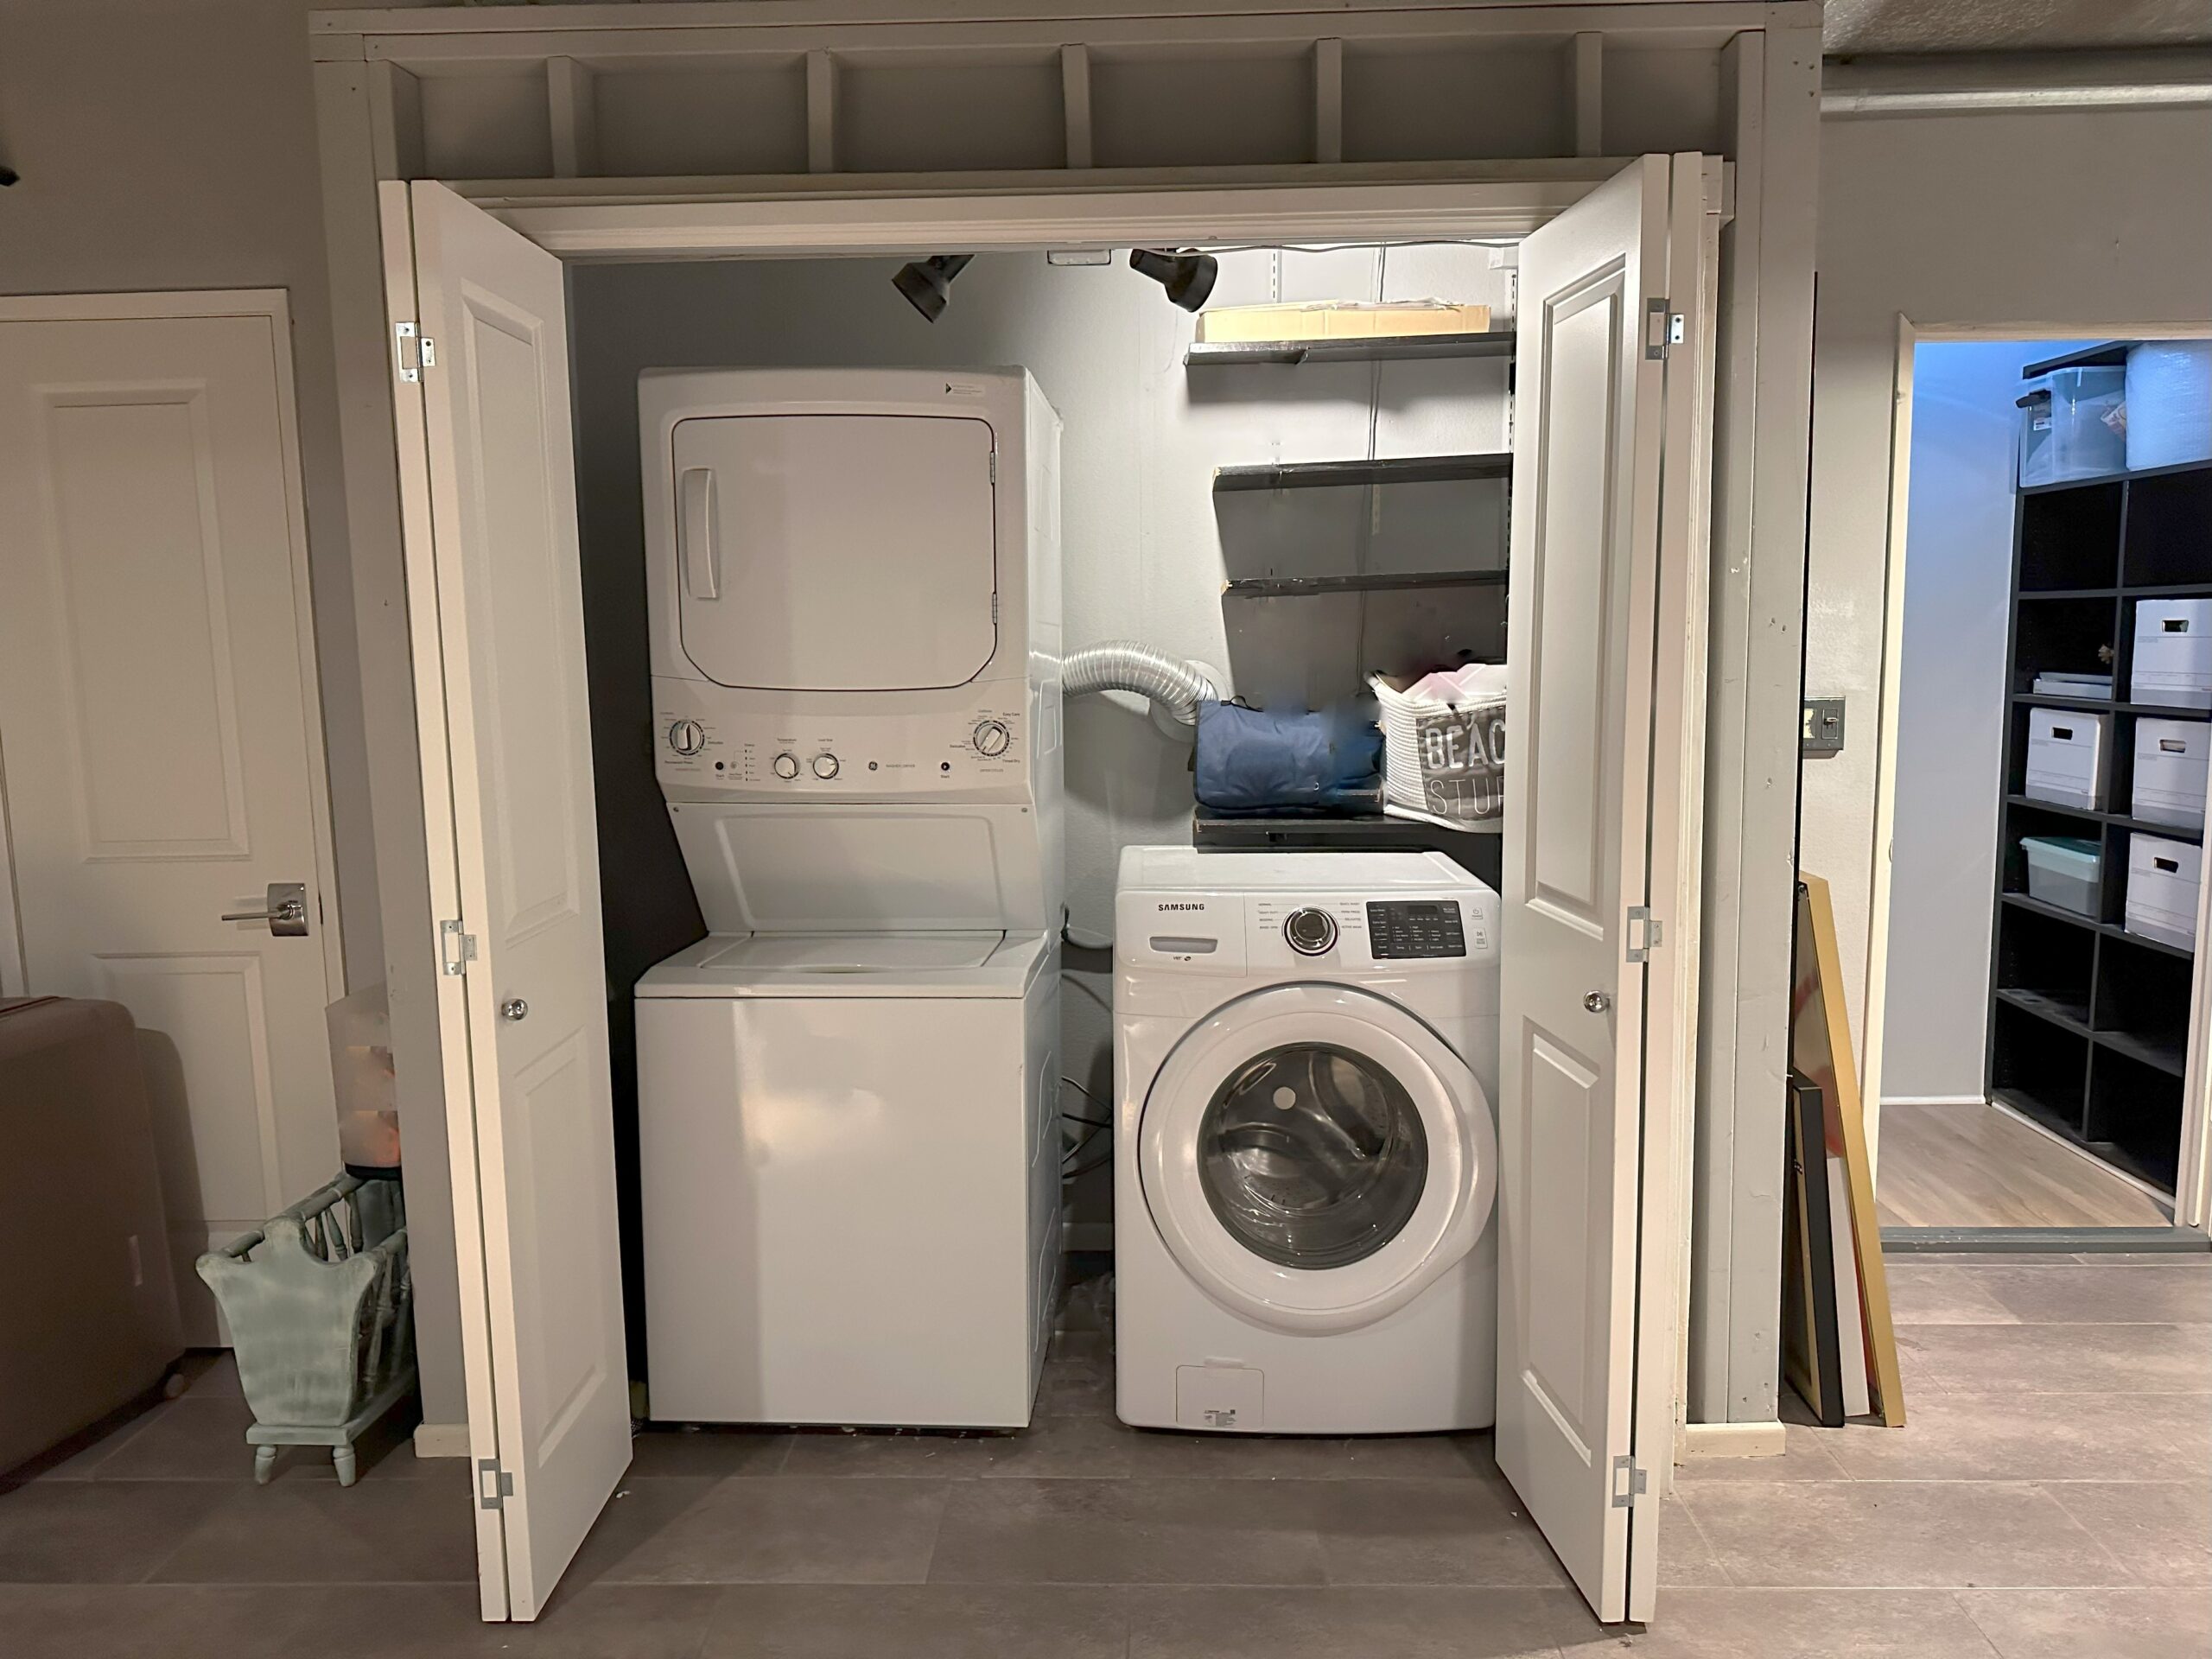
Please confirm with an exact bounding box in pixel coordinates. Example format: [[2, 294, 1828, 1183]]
[[1198, 1043, 1428, 1270]]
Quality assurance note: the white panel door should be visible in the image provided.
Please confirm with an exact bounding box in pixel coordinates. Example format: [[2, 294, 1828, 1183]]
[[391, 181, 630, 1621], [1497, 155, 1708, 1624], [0, 305, 342, 1344]]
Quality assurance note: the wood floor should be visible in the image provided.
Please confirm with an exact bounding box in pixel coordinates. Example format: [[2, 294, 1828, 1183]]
[[1877, 1100, 2172, 1229]]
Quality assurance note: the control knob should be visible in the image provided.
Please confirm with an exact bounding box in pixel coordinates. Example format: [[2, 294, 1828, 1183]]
[[972, 719, 1011, 758], [1283, 906, 1338, 957], [811, 753, 841, 779], [668, 719, 706, 756], [771, 753, 801, 779]]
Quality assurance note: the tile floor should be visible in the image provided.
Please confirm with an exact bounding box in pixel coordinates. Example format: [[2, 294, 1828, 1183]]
[[1, 1250, 2204, 1656]]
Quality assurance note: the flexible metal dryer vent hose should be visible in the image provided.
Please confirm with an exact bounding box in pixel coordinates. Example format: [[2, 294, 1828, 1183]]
[[1060, 641, 1218, 726]]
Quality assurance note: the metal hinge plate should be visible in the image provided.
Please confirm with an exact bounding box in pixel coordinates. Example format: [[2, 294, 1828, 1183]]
[[478, 1459, 514, 1510], [1644, 300, 1684, 359], [1611, 1455, 1648, 1508], [1626, 906, 1662, 963], [988, 450, 998, 484], [394, 321, 420, 382], [441, 918, 477, 976]]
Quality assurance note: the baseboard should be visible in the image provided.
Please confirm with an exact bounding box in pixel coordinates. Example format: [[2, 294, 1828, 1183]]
[[413, 1421, 470, 1459], [1676, 1421, 1787, 1461], [1880, 1095, 1986, 1109]]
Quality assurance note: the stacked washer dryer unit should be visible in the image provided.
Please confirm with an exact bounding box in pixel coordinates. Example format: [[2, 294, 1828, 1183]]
[[636, 368, 1065, 1430], [1115, 849, 1501, 1433]]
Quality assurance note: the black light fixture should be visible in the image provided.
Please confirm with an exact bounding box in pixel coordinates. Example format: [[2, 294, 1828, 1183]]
[[1128, 247, 1218, 313], [892, 254, 974, 322]]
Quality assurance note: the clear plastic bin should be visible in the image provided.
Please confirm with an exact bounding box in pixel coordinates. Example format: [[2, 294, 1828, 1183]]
[[2018, 366, 2126, 487], [2022, 835, 2101, 917]]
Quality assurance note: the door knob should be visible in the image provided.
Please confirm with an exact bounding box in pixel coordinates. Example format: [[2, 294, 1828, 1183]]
[[501, 998, 530, 1022], [221, 881, 309, 938], [1584, 991, 1611, 1014]]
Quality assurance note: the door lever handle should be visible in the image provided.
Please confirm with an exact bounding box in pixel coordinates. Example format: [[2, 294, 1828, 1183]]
[[222, 881, 309, 938]]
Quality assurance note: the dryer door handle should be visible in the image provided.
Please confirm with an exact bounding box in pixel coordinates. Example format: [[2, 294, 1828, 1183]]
[[679, 467, 720, 601]]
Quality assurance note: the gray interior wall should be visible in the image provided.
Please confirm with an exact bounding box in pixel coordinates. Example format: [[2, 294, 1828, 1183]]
[[0, 0, 387, 994], [567, 248, 1512, 1259], [1880, 340, 2094, 1104], [1802, 105, 2212, 1122], [0, 0, 465, 1424]]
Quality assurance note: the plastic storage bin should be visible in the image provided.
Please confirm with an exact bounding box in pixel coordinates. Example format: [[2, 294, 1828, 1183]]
[[2125, 833, 2202, 950], [2132, 719, 2209, 831], [2131, 599, 2212, 710], [2022, 836, 2101, 917], [2124, 340, 2212, 473], [2018, 366, 2126, 487], [2024, 707, 2107, 810]]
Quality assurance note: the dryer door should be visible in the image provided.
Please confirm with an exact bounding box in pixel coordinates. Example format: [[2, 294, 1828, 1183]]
[[1139, 983, 1495, 1335]]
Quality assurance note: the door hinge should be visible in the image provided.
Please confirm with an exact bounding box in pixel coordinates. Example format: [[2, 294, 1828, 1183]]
[[441, 918, 477, 976], [988, 450, 999, 484], [1626, 906, 1662, 963], [394, 321, 420, 382], [1611, 1455, 1648, 1508], [1644, 300, 1684, 359], [478, 1459, 514, 1510]]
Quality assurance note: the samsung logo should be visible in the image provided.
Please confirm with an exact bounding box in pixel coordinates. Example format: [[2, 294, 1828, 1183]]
[[1155, 901, 1207, 912]]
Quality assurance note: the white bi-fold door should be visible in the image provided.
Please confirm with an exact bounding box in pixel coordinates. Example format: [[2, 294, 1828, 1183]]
[[1497, 153, 1714, 1624], [383, 157, 1713, 1626], [381, 181, 631, 1622]]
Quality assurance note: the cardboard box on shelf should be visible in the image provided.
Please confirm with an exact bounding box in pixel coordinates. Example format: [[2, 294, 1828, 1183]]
[[1197, 302, 1493, 344]]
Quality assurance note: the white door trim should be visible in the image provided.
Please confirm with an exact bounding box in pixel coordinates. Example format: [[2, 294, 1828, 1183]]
[[1860, 318, 2212, 1229], [0, 289, 346, 1001]]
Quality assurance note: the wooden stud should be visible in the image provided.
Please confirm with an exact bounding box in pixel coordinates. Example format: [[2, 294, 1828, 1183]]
[[548, 56, 600, 180], [1314, 38, 1344, 166], [806, 48, 837, 174], [1572, 32, 1603, 157], [1059, 43, 1093, 169]]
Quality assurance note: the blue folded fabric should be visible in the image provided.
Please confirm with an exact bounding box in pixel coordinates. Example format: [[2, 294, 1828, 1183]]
[[1194, 700, 1383, 811]]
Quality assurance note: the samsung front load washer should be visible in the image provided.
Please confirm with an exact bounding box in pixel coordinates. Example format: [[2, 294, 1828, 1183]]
[[1113, 848, 1500, 1434]]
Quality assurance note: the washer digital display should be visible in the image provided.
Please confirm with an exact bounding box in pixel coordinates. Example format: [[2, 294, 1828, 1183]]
[[1365, 900, 1466, 959]]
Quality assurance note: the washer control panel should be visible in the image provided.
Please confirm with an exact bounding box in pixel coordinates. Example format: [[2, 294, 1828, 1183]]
[[652, 680, 1030, 798], [1365, 899, 1467, 960]]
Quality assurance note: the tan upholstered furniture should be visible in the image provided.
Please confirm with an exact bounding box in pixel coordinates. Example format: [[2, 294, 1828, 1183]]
[[0, 997, 184, 1473]]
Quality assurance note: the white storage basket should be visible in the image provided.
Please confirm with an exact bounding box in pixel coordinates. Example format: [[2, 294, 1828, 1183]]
[[1370, 665, 1507, 832]]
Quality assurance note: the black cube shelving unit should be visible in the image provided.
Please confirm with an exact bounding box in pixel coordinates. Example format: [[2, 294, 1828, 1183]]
[[1986, 352, 2212, 1192]]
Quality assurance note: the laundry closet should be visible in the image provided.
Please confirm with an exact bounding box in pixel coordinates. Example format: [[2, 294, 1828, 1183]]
[[315, 1, 1817, 1635]]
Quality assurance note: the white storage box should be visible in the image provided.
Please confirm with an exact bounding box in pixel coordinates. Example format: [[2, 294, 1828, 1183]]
[[2125, 340, 2212, 473], [2132, 719, 2209, 831], [2024, 708, 2107, 810], [2018, 366, 2126, 487], [2131, 599, 2212, 710], [2022, 836, 2101, 918], [2125, 833, 2202, 950]]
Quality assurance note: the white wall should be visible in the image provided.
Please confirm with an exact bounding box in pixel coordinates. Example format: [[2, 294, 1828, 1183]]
[[569, 247, 1513, 1230], [1802, 106, 2212, 1089], [1879, 340, 2095, 1103]]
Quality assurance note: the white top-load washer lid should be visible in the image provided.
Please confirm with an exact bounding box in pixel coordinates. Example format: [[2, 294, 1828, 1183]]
[[638, 930, 1050, 999], [1138, 981, 1496, 1334], [671, 411, 999, 692]]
